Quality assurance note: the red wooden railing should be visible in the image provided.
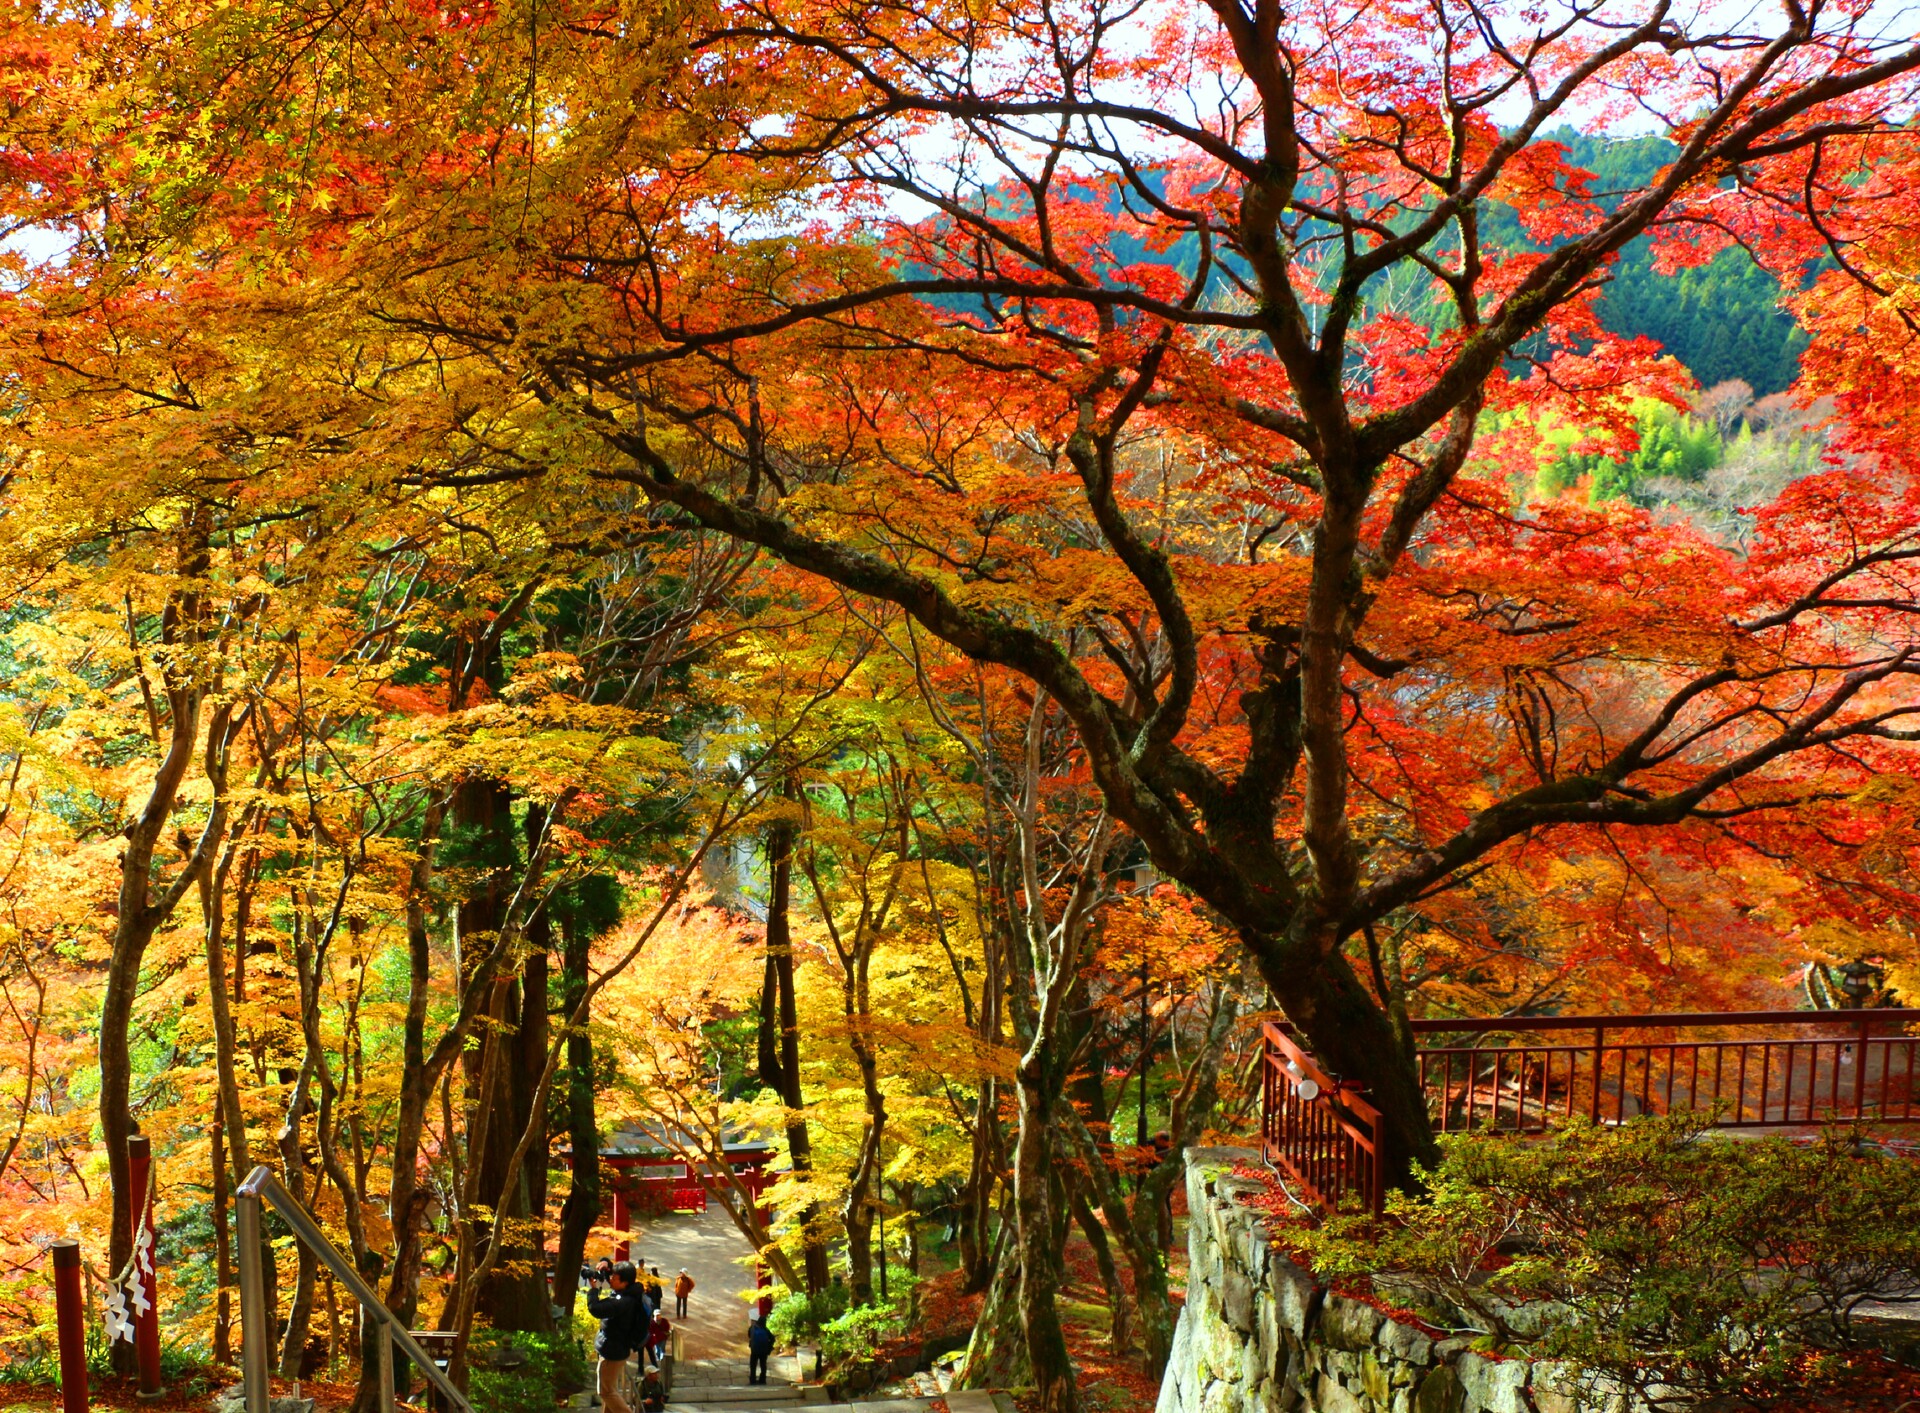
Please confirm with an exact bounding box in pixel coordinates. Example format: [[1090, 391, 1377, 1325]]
[[1261, 1009, 1920, 1214], [1260, 1022, 1386, 1215], [1414, 1009, 1920, 1134]]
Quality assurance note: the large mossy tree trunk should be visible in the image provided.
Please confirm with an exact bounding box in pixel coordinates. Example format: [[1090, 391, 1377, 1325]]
[[958, 1234, 1029, 1390], [1010, 1032, 1077, 1413], [451, 774, 554, 1336]]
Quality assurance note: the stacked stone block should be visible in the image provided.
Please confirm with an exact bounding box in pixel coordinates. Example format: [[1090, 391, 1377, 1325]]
[[1155, 1148, 1580, 1413]]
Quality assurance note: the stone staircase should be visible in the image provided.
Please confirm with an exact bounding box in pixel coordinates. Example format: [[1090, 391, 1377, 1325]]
[[627, 1353, 1018, 1413], [840, 1391, 1015, 1413], [657, 1350, 821, 1412], [669, 1388, 1014, 1413]]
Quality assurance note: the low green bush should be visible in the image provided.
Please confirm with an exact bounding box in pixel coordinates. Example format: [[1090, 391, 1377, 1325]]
[[0, 1326, 212, 1396], [765, 1286, 850, 1346], [817, 1298, 907, 1367], [1297, 1115, 1920, 1408], [467, 1326, 591, 1413]]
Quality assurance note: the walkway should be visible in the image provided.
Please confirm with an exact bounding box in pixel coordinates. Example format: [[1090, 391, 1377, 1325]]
[[624, 1203, 764, 1360], [604, 1206, 1018, 1413]]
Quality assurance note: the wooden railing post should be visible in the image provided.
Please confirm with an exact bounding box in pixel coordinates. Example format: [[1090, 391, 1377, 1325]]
[[1855, 1010, 1873, 1116], [1589, 1027, 1605, 1124]]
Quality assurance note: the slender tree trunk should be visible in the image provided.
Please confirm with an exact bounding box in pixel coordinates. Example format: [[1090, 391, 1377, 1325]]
[[520, 917, 551, 1230], [351, 794, 449, 1413], [103, 688, 222, 1371], [959, 924, 1006, 1294], [763, 813, 829, 1293], [958, 1075, 999, 1294], [279, 1054, 318, 1379], [204, 773, 271, 1372], [205, 825, 257, 1185], [839, 961, 886, 1307], [213, 1117, 234, 1366], [896, 1181, 920, 1322], [443, 975, 511, 1344], [553, 912, 600, 1321], [1069, 1185, 1131, 1354], [325, 1272, 342, 1377]]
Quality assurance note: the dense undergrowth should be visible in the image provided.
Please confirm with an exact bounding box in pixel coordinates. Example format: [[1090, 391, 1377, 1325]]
[[1285, 1115, 1920, 1409]]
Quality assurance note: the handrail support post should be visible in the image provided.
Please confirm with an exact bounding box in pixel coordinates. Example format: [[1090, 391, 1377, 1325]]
[[236, 1165, 473, 1413], [236, 1190, 271, 1413], [378, 1324, 396, 1413]]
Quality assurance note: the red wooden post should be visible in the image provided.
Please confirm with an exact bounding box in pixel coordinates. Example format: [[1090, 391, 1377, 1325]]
[[1855, 1010, 1874, 1116], [611, 1184, 630, 1262], [52, 1240, 87, 1413], [125, 1136, 162, 1399], [749, 1170, 773, 1317], [1588, 1027, 1605, 1124]]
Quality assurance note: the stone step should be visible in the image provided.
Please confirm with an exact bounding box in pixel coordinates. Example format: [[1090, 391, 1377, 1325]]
[[663, 1394, 984, 1413], [649, 1390, 1010, 1413], [945, 1393, 1015, 1413], [668, 1389, 807, 1405]]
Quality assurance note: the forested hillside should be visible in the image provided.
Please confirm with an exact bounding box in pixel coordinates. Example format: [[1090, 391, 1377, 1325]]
[[1548, 133, 1811, 395]]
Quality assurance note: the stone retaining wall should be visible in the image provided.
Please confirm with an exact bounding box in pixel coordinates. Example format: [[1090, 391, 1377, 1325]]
[[1154, 1147, 1574, 1413]]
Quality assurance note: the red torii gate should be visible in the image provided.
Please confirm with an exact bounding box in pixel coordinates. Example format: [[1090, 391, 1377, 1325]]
[[574, 1140, 779, 1313]]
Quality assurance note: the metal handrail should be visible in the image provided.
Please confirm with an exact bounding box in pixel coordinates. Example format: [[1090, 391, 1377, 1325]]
[[236, 1165, 475, 1413]]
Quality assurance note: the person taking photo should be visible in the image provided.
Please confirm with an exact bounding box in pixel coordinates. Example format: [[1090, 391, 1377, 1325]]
[[586, 1261, 646, 1413]]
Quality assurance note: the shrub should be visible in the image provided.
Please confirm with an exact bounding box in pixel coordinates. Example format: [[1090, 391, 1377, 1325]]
[[467, 1326, 591, 1413], [766, 1286, 850, 1346], [817, 1297, 907, 1367], [1296, 1115, 1920, 1409]]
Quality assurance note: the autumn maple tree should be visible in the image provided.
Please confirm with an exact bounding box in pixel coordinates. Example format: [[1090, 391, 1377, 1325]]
[[5, 0, 1920, 1410]]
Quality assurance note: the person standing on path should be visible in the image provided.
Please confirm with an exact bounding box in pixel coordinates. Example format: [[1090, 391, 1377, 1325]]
[[674, 1268, 694, 1317], [747, 1314, 775, 1386], [647, 1310, 672, 1365], [586, 1262, 647, 1413]]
